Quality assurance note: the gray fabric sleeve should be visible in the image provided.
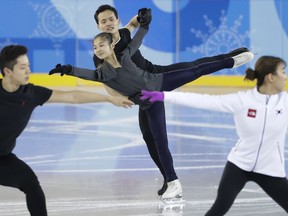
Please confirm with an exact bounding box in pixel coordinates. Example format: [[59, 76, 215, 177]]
[[125, 27, 148, 56], [69, 63, 117, 82], [70, 67, 99, 81]]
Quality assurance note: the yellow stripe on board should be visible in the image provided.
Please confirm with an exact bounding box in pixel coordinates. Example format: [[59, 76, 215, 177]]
[[29, 74, 78, 86], [184, 75, 256, 87], [5, 73, 288, 88], [0, 74, 103, 87], [24, 74, 256, 87]]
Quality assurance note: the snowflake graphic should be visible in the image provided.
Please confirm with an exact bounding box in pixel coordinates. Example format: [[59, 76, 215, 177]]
[[188, 10, 250, 74], [29, 2, 74, 39], [28, 1, 77, 55]]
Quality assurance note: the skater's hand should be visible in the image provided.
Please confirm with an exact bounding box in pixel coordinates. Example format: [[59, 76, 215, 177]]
[[140, 90, 164, 102], [49, 64, 72, 76], [137, 8, 152, 30], [109, 96, 134, 108], [129, 92, 153, 110]]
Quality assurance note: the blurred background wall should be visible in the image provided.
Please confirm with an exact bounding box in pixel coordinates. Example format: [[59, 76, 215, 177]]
[[0, 0, 287, 86]]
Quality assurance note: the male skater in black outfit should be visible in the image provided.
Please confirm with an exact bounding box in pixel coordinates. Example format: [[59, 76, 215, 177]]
[[0, 44, 133, 216], [93, 4, 249, 195]]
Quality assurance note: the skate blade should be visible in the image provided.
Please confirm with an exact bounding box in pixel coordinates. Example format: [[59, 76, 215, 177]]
[[161, 195, 185, 204], [158, 203, 185, 213], [159, 198, 186, 213]]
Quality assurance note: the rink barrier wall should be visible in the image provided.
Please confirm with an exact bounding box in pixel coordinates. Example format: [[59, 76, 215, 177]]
[[6, 74, 288, 88], [0, 74, 260, 87]]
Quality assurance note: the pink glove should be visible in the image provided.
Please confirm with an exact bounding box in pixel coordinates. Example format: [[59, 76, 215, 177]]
[[140, 90, 164, 102]]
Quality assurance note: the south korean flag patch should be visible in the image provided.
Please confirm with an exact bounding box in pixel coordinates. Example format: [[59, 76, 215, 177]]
[[247, 108, 257, 118]]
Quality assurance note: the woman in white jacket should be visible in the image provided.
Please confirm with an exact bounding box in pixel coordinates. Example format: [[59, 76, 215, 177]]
[[140, 55, 288, 215]]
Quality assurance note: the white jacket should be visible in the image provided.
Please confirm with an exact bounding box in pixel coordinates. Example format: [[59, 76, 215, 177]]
[[164, 88, 288, 177]]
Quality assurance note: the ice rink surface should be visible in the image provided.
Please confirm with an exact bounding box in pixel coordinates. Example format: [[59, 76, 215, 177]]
[[1, 87, 287, 216]]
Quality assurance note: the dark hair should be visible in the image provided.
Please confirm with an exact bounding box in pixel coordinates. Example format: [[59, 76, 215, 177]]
[[94, 32, 113, 45], [0, 45, 28, 76], [94, 4, 118, 25], [245, 56, 286, 88]]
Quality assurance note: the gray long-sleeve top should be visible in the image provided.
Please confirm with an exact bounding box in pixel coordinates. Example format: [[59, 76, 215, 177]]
[[70, 28, 163, 96]]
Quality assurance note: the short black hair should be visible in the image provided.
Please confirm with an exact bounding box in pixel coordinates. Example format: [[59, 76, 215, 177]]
[[94, 4, 118, 24], [0, 45, 28, 76]]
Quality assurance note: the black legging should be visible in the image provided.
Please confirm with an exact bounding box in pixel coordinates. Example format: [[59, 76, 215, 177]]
[[0, 153, 47, 216], [205, 161, 288, 216], [139, 109, 167, 180], [139, 54, 235, 182]]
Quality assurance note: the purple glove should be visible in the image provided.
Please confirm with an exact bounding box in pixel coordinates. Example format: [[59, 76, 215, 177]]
[[140, 90, 164, 102]]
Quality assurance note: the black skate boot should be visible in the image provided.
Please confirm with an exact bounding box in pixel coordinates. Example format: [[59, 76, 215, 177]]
[[158, 181, 168, 196]]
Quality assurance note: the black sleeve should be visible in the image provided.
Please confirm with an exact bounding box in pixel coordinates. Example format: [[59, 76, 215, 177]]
[[31, 85, 53, 105]]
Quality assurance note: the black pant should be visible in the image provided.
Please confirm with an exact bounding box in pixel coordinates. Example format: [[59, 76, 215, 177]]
[[0, 153, 47, 216], [205, 161, 288, 216], [139, 53, 234, 182], [139, 108, 167, 180]]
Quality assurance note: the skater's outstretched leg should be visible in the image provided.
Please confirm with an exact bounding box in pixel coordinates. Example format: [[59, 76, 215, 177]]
[[152, 47, 250, 73], [161, 52, 254, 91]]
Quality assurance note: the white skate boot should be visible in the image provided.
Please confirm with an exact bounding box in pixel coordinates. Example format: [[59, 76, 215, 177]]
[[161, 179, 184, 204], [232, 51, 254, 68]]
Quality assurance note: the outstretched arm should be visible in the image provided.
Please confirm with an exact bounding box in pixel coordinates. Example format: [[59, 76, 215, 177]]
[[46, 89, 134, 108], [141, 90, 242, 112], [124, 15, 139, 33], [49, 63, 117, 82], [103, 85, 125, 97], [104, 85, 152, 110], [49, 64, 100, 81]]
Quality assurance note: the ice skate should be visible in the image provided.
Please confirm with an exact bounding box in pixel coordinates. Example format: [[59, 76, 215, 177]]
[[161, 179, 184, 204], [226, 47, 249, 58], [232, 51, 254, 68]]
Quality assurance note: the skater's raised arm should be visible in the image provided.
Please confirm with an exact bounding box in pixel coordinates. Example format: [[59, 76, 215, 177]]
[[124, 14, 139, 33], [124, 8, 152, 33], [125, 8, 152, 56]]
